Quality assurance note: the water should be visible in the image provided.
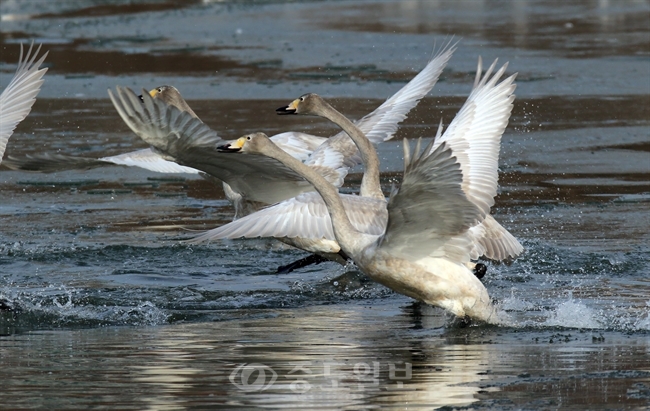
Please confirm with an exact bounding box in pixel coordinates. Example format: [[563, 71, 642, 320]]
[[1, 0, 649, 409]]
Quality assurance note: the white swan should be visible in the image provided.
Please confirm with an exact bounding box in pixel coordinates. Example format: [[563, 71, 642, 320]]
[[194, 59, 523, 264], [5, 41, 455, 221], [0, 42, 48, 164], [221, 131, 499, 322]]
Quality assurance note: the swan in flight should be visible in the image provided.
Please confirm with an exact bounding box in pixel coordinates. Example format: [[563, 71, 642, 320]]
[[194, 59, 523, 266], [5, 41, 456, 221], [220, 131, 500, 322], [0, 42, 48, 164]]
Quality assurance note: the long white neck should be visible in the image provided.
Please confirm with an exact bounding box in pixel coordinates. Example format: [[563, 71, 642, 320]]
[[258, 139, 365, 256], [311, 102, 384, 200]]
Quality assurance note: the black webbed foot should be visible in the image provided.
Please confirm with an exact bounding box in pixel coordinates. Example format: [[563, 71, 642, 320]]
[[473, 263, 487, 280]]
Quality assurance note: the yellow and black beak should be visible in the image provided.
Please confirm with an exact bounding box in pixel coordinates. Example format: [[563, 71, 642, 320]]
[[276, 98, 299, 115], [217, 137, 246, 152], [139, 88, 160, 102]]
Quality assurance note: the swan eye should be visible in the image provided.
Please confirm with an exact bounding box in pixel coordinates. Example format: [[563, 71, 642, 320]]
[[299, 97, 305, 102], [246, 136, 251, 141], [157, 88, 163, 93]]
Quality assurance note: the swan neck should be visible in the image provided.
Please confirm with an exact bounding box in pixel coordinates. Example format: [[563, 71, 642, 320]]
[[314, 102, 384, 200], [262, 142, 361, 255]]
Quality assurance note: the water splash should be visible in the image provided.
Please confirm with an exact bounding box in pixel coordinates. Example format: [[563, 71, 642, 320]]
[[543, 297, 602, 329]]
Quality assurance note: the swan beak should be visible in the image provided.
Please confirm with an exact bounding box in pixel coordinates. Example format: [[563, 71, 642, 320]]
[[138, 88, 159, 102], [276, 99, 299, 115], [217, 137, 245, 152]]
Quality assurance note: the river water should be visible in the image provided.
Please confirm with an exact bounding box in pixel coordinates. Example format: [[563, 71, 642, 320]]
[[1, 1, 649, 409]]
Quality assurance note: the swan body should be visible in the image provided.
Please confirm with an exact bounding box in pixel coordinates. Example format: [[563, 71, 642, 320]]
[[0, 42, 48, 164], [222, 132, 498, 322]]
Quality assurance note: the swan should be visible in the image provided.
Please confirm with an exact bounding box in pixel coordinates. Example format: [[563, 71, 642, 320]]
[[5, 41, 455, 221], [220, 131, 499, 323], [194, 58, 523, 266], [100, 42, 459, 269], [0, 42, 48, 164]]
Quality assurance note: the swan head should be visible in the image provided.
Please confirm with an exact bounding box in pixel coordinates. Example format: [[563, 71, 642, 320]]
[[138, 85, 200, 120], [276, 93, 325, 116], [138, 85, 176, 101], [217, 132, 272, 154]]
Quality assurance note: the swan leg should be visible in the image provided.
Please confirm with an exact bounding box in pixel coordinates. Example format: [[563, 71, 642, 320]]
[[276, 254, 330, 274], [277, 250, 352, 274]]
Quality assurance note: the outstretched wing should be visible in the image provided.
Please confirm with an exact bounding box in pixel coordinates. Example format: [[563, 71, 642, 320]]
[[101, 148, 200, 173], [3, 153, 110, 172], [379, 139, 480, 261], [189, 191, 387, 243], [0, 42, 48, 162], [109, 86, 317, 204], [431, 58, 517, 215], [2, 148, 200, 174], [109, 86, 222, 157], [307, 40, 457, 172]]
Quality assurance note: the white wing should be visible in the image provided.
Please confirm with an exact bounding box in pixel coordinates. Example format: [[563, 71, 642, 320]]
[[100, 148, 199, 174], [379, 139, 481, 261], [3, 148, 200, 174], [307, 40, 457, 171], [432, 57, 517, 215], [0, 43, 48, 163], [269, 132, 327, 162], [189, 191, 387, 243], [469, 215, 524, 261]]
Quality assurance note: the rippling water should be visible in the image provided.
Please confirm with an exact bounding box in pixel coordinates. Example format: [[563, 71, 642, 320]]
[[1, 0, 649, 409]]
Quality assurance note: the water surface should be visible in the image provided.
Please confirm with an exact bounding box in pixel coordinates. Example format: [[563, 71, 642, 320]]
[[1, 1, 649, 409]]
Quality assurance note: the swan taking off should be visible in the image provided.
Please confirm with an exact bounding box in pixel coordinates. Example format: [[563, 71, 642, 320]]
[[196, 59, 522, 268], [219, 132, 499, 323]]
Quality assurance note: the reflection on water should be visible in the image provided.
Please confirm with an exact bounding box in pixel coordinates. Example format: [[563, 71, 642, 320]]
[[2, 306, 649, 409], [1, 0, 650, 409]]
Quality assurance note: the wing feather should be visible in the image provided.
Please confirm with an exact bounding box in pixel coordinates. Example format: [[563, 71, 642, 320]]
[[379, 139, 480, 261], [468, 215, 524, 261], [189, 192, 387, 244], [307, 40, 457, 171], [0, 42, 48, 162], [431, 58, 517, 215], [109, 86, 317, 204], [2, 148, 200, 174]]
